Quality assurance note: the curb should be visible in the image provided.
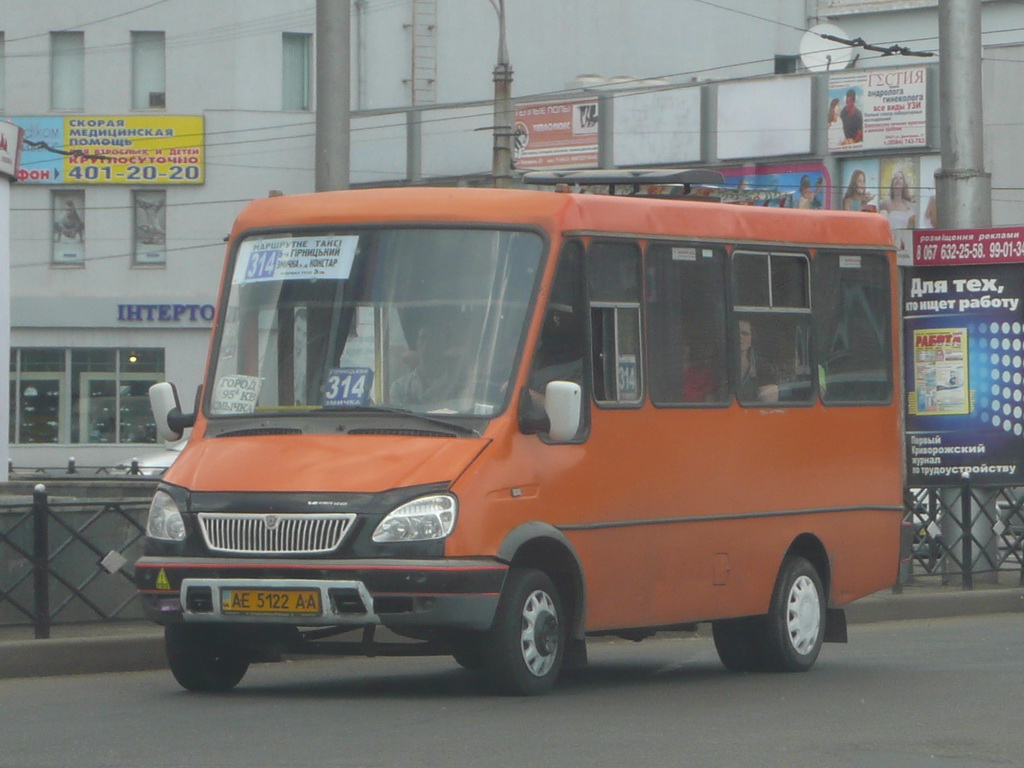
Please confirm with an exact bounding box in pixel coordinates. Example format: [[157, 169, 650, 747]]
[[0, 632, 166, 680], [844, 586, 1024, 624]]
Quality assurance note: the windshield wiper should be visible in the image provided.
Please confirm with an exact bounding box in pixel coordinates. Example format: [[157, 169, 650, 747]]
[[324, 405, 481, 437]]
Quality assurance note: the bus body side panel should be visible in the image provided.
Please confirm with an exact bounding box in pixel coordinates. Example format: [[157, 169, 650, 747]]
[[446, 400, 902, 633]]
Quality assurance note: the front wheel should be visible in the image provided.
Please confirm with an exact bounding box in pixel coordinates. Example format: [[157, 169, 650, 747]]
[[165, 624, 250, 692], [484, 568, 565, 696], [759, 556, 825, 672]]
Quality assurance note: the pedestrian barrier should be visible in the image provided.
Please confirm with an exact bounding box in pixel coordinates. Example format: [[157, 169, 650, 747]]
[[2, 481, 1022, 638], [904, 480, 1024, 587], [0, 486, 151, 637], [8, 458, 155, 477]]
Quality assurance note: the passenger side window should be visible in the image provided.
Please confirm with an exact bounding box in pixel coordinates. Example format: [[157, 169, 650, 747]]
[[732, 251, 813, 406], [588, 241, 642, 406], [813, 253, 892, 404], [646, 243, 728, 406]]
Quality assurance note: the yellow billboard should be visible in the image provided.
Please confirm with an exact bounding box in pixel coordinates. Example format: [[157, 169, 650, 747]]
[[14, 115, 204, 185]]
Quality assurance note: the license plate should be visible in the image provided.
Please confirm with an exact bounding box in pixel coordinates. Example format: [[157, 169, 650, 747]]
[[221, 588, 322, 615]]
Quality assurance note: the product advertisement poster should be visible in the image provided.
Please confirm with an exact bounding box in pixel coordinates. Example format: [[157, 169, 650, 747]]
[[904, 264, 1024, 485]]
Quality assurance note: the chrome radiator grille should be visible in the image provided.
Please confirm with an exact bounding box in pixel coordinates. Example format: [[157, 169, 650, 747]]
[[197, 512, 356, 555]]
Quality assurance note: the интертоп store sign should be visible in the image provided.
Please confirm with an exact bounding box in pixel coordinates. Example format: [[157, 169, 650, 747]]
[[11, 115, 204, 185]]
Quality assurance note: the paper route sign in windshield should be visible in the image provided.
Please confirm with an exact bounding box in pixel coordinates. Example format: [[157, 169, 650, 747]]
[[233, 235, 359, 284]]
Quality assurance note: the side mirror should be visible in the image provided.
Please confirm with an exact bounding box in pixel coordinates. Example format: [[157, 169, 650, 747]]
[[544, 381, 582, 442], [149, 382, 197, 442]]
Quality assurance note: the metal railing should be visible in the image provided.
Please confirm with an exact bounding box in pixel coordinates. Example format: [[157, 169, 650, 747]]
[[0, 485, 151, 637], [3, 480, 1022, 638], [904, 481, 1024, 587], [9, 458, 159, 477]]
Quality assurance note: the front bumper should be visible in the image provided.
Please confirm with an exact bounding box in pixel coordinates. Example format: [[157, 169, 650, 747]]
[[135, 556, 507, 632]]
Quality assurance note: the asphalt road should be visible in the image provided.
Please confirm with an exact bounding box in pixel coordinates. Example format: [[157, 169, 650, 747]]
[[2, 614, 1022, 768]]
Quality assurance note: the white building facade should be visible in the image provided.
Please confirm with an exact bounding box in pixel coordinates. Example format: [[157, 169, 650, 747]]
[[1, 0, 1022, 468]]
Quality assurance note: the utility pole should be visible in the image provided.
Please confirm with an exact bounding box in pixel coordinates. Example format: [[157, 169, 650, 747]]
[[490, 0, 514, 188], [315, 0, 351, 192], [935, 0, 991, 227]]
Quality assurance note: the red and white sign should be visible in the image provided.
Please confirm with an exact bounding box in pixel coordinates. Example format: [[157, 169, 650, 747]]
[[0, 121, 24, 180], [513, 99, 598, 170], [912, 226, 1024, 266]]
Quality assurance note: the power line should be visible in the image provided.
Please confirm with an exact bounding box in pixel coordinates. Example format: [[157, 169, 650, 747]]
[[8, 239, 228, 270], [1, 0, 175, 44]]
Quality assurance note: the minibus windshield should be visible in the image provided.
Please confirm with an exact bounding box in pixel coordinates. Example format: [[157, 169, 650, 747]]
[[208, 227, 543, 420]]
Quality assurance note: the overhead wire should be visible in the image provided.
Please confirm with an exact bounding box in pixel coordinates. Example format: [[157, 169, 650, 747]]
[[8, 0, 1024, 257]]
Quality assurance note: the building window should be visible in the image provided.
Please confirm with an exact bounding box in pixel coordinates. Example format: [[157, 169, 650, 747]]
[[51, 190, 86, 265], [133, 189, 166, 264], [51, 31, 84, 111], [131, 31, 165, 109], [774, 55, 798, 75], [9, 348, 165, 444], [282, 32, 311, 111]]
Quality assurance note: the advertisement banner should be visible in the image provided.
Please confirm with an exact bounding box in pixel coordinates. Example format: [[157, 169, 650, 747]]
[[720, 162, 832, 209], [11, 115, 204, 184], [913, 226, 1024, 266], [513, 99, 598, 170], [827, 66, 927, 152], [903, 264, 1024, 485]]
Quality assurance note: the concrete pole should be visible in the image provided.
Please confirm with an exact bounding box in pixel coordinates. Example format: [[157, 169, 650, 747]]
[[0, 120, 21, 484], [315, 0, 351, 192], [0, 176, 10, 482], [935, 0, 991, 228], [491, 0, 514, 188], [936, 1, 995, 585]]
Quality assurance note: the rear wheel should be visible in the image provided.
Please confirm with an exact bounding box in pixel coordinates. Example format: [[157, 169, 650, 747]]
[[759, 556, 825, 672], [484, 568, 565, 695], [165, 624, 250, 692], [713, 556, 825, 673], [711, 616, 763, 672]]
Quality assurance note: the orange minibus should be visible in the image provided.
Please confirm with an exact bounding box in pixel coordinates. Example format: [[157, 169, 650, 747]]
[[136, 170, 904, 695]]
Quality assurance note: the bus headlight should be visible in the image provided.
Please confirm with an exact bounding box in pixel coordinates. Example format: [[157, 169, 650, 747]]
[[372, 494, 457, 542], [146, 490, 186, 541]]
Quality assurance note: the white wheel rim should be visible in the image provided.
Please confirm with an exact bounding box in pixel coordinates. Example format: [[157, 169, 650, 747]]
[[786, 575, 821, 655], [520, 589, 559, 677]]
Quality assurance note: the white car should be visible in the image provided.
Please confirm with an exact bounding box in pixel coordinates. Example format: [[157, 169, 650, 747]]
[[113, 439, 187, 477]]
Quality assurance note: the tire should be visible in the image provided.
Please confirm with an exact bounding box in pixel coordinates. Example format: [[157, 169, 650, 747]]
[[483, 568, 565, 696], [165, 624, 250, 692], [446, 631, 489, 671], [759, 556, 825, 673], [712, 616, 764, 672]]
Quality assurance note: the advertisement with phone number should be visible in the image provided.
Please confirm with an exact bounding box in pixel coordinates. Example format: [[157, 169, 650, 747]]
[[10, 115, 204, 185]]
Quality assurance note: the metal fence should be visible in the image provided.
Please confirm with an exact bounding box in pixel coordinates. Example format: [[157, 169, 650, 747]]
[[0, 486, 151, 637], [9, 458, 154, 477], [2, 481, 1023, 638], [903, 482, 1024, 587]]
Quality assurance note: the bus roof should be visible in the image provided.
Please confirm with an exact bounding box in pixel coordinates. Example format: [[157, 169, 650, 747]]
[[230, 186, 896, 251]]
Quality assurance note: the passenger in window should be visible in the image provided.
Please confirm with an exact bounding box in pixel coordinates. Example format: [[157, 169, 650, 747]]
[[737, 320, 779, 404]]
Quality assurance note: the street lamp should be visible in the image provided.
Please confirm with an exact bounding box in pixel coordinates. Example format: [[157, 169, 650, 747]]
[[489, 0, 514, 188]]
